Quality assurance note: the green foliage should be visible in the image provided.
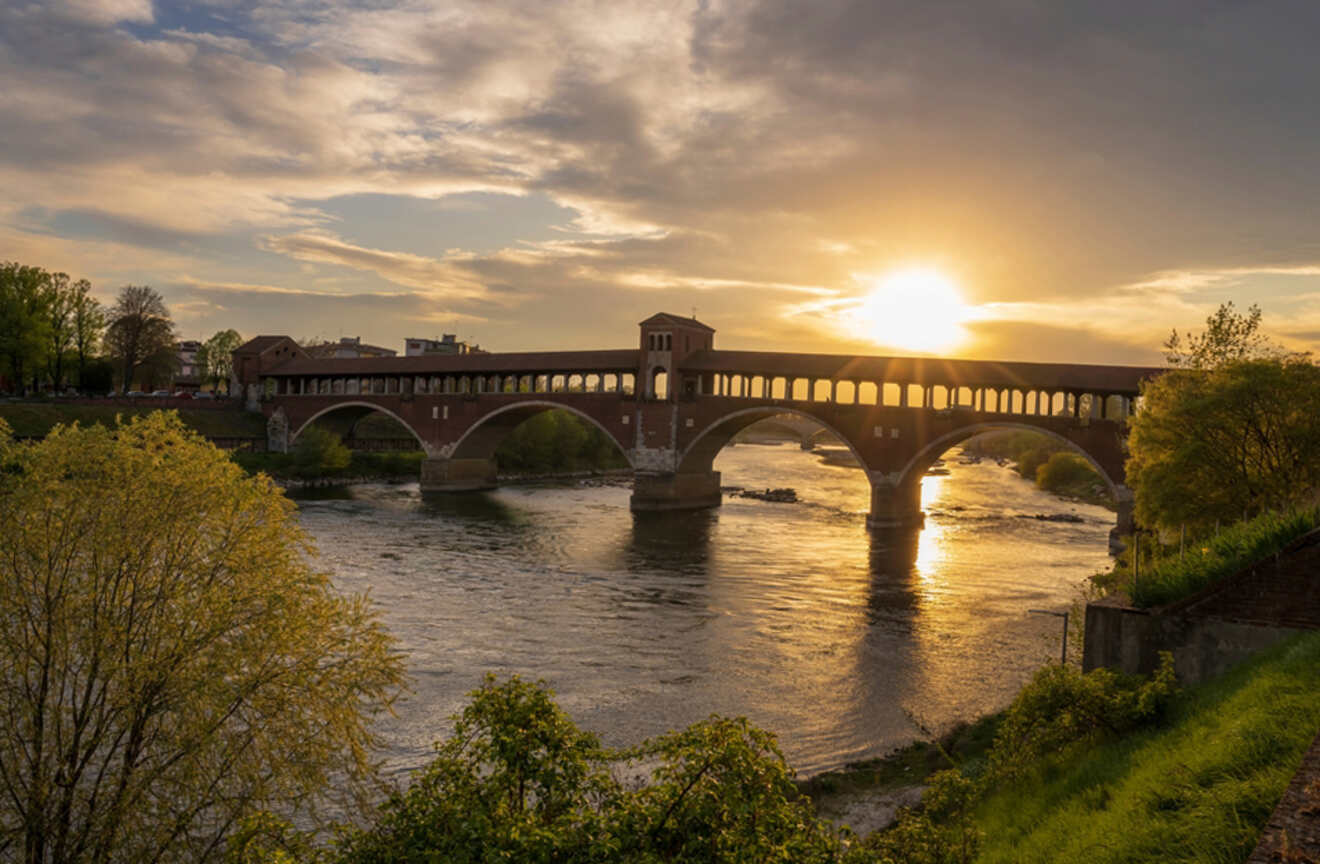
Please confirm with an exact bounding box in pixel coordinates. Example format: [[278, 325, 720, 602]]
[[986, 654, 1178, 782], [334, 674, 616, 864], [1127, 358, 1320, 530], [332, 676, 856, 864], [200, 329, 244, 393], [0, 261, 54, 392], [0, 412, 404, 862], [1034, 452, 1106, 500], [962, 431, 1112, 507], [862, 770, 981, 864], [495, 409, 629, 475], [974, 632, 1320, 863], [1163, 301, 1279, 370], [1111, 507, 1320, 607], [293, 426, 353, 476]]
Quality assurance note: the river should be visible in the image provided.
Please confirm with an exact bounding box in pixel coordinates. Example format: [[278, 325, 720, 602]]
[[292, 441, 1113, 778]]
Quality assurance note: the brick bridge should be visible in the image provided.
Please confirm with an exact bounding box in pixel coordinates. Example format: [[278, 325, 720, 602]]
[[233, 313, 1162, 535]]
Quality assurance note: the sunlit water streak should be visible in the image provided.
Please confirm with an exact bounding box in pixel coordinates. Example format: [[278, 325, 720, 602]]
[[292, 443, 1113, 777]]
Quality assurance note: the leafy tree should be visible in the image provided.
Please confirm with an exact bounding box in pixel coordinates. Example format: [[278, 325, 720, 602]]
[[1163, 301, 1279, 369], [1127, 357, 1320, 530], [0, 261, 53, 394], [70, 280, 105, 389], [199, 329, 244, 394], [43, 272, 77, 392], [332, 676, 855, 864], [0, 413, 404, 862], [104, 285, 176, 391]]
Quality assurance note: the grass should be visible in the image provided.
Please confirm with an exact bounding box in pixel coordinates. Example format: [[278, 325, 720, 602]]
[[974, 631, 1320, 863], [1101, 508, 1320, 608], [0, 402, 267, 439]]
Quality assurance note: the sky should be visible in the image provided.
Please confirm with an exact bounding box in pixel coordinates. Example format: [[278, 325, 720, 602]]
[[4, 0, 1320, 363]]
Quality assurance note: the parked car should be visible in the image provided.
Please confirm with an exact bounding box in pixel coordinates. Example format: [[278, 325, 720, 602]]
[[149, 390, 170, 397], [171, 391, 194, 399], [193, 391, 215, 400], [126, 390, 147, 398]]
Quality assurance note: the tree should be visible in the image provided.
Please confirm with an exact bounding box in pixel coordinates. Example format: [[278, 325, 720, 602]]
[[70, 281, 104, 389], [43, 273, 76, 392], [0, 413, 404, 863], [104, 285, 176, 391], [199, 329, 243, 394], [1126, 357, 1320, 530], [0, 262, 53, 394], [332, 676, 852, 864], [1163, 301, 1279, 369]]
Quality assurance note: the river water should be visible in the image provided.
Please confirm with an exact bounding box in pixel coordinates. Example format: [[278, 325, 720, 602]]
[[292, 442, 1113, 778]]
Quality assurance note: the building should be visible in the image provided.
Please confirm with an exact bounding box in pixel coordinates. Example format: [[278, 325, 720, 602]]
[[304, 336, 397, 359], [173, 339, 202, 392], [404, 334, 483, 356]]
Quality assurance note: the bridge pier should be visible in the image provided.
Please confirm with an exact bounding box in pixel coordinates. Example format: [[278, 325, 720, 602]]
[[630, 471, 722, 512], [865, 477, 925, 531], [420, 457, 498, 492]]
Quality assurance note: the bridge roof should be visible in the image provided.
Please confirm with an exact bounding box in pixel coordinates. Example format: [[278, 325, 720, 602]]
[[682, 350, 1164, 394], [640, 312, 715, 332], [261, 348, 640, 376]]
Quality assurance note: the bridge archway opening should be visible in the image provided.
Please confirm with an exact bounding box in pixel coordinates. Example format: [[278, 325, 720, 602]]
[[447, 401, 635, 470], [680, 407, 866, 475], [650, 367, 668, 400], [897, 422, 1121, 508], [290, 402, 428, 454]]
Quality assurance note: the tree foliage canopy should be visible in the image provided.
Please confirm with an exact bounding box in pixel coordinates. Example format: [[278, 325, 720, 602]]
[[0, 261, 54, 392], [199, 329, 244, 393], [0, 413, 404, 863], [104, 285, 176, 391], [326, 675, 854, 864], [1128, 358, 1320, 529], [1162, 301, 1278, 369]]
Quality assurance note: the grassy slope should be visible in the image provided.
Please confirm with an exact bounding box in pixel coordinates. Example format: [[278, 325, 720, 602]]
[[1097, 508, 1320, 607], [975, 632, 1320, 863], [0, 403, 267, 438]]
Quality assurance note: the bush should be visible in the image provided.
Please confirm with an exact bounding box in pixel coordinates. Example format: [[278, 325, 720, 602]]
[[986, 653, 1178, 782], [331, 676, 855, 864], [1034, 452, 1104, 498], [292, 426, 351, 476]]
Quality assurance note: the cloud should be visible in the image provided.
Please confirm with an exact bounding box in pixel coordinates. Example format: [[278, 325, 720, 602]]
[[5, 0, 1320, 362]]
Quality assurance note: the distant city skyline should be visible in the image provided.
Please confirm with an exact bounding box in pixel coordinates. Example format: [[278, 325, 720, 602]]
[[4, 1, 1320, 362]]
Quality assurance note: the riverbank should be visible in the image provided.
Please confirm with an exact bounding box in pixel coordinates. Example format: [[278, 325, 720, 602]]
[[802, 714, 1002, 836]]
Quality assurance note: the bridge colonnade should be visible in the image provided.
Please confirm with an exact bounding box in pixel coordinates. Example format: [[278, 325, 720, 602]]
[[237, 315, 1158, 547]]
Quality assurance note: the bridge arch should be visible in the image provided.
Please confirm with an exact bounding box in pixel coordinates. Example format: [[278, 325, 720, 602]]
[[896, 421, 1121, 500], [679, 406, 869, 475], [447, 400, 635, 468], [290, 401, 431, 455]]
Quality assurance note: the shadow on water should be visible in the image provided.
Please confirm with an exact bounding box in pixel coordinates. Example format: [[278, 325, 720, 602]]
[[864, 527, 923, 625], [419, 489, 520, 524], [625, 508, 718, 573]]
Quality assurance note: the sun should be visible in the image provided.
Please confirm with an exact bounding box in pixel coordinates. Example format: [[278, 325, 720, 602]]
[[845, 267, 970, 353]]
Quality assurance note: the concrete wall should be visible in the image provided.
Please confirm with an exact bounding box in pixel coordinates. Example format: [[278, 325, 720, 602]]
[[1083, 596, 1302, 685]]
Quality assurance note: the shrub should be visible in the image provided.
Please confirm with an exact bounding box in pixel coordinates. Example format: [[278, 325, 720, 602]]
[[293, 425, 351, 476], [987, 653, 1178, 782], [332, 676, 856, 864]]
